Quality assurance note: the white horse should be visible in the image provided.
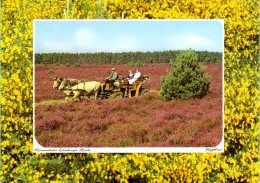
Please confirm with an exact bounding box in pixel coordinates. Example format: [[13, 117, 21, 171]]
[[71, 81, 102, 101], [58, 79, 102, 101], [53, 77, 82, 90], [53, 77, 63, 90], [53, 77, 83, 100]]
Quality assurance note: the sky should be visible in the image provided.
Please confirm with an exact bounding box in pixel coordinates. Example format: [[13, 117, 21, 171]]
[[34, 20, 223, 53]]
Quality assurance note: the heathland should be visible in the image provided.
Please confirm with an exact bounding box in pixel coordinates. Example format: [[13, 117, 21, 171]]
[[35, 63, 222, 147]]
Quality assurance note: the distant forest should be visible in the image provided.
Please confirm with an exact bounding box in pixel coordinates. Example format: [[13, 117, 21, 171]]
[[35, 50, 222, 65]]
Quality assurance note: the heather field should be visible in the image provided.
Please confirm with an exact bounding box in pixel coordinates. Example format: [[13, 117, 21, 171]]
[[35, 63, 222, 147], [35, 64, 169, 102]]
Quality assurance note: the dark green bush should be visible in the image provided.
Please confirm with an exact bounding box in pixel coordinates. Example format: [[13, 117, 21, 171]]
[[128, 61, 145, 67], [47, 69, 54, 74], [73, 63, 81, 67], [160, 49, 210, 100]]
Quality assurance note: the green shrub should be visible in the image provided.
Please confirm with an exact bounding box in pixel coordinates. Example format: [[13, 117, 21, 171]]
[[73, 63, 80, 67], [112, 60, 124, 65], [216, 59, 222, 64], [160, 49, 210, 100], [127, 61, 134, 67], [37, 63, 47, 67], [54, 62, 60, 66], [128, 61, 145, 67], [47, 69, 54, 74], [65, 63, 70, 67], [138, 61, 145, 67]]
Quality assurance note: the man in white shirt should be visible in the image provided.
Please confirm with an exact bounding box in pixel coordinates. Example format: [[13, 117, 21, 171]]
[[128, 68, 141, 85]]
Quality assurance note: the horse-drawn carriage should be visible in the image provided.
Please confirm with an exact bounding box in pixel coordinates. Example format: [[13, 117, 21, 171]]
[[102, 75, 150, 99], [53, 75, 150, 101]]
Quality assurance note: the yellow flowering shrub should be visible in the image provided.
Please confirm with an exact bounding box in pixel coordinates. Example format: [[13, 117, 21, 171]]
[[1, 0, 259, 182]]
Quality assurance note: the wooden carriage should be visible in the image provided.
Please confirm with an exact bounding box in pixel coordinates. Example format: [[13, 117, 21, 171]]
[[101, 75, 150, 99]]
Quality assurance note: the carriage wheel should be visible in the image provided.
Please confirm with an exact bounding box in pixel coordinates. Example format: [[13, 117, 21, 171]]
[[110, 92, 123, 99], [141, 89, 150, 95]]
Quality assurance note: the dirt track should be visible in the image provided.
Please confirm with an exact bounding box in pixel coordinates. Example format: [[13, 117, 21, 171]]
[[36, 90, 160, 106]]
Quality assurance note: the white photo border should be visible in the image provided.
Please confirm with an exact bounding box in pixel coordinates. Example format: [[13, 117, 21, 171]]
[[33, 19, 224, 153]]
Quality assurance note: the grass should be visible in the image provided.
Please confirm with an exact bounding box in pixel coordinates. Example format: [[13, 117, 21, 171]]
[[37, 63, 47, 67], [35, 99, 68, 106]]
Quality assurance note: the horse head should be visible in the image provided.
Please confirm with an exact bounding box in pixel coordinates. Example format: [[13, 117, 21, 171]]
[[53, 77, 63, 90], [58, 78, 69, 90]]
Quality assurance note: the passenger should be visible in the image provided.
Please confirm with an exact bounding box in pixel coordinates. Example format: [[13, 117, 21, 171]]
[[127, 70, 134, 80], [128, 68, 141, 85]]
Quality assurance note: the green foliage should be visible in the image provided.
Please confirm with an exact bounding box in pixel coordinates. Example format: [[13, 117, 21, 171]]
[[47, 69, 54, 74], [14, 156, 71, 182], [37, 63, 47, 67], [128, 61, 145, 67], [73, 63, 81, 67], [112, 60, 124, 65], [160, 50, 211, 100], [65, 63, 70, 67], [35, 51, 222, 65]]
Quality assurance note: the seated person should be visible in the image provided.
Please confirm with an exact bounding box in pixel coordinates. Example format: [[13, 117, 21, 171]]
[[106, 68, 119, 89], [106, 68, 118, 81], [127, 70, 134, 80], [128, 68, 141, 85]]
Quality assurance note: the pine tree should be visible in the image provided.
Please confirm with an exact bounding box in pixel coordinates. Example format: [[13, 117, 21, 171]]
[[160, 49, 210, 100]]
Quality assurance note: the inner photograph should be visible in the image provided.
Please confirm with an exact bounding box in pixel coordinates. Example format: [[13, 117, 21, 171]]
[[34, 20, 223, 149]]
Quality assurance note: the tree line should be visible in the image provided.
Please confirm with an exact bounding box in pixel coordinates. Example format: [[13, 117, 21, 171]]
[[35, 50, 222, 65]]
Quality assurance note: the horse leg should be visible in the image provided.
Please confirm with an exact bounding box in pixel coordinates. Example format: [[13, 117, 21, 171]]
[[94, 91, 98, 100], [77, 92, 82, 102], [64, 91, 70, 102], [72, 91, 80, 102]]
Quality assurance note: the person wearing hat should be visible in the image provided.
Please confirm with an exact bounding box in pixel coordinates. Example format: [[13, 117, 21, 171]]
[[107, 68, 118, 81], [106, 68, 118, 89]]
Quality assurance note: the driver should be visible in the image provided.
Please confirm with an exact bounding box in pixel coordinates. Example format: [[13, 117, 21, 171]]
[[106, 68, 119, 89], [106, 68, 118, 81]]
